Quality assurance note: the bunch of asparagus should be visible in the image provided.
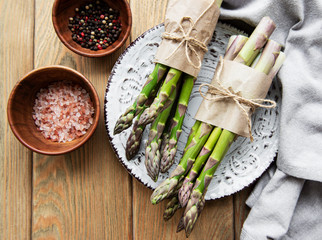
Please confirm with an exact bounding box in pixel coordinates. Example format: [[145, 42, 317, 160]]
[[114, 0, 224, 182], [150, 16, 286, 237]]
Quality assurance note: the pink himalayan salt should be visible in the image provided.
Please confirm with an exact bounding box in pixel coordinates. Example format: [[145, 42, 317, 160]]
[[32, 81, 95, 143]]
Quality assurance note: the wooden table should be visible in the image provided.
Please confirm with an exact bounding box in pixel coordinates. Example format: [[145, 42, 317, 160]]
[[1, 0, 252, 239]]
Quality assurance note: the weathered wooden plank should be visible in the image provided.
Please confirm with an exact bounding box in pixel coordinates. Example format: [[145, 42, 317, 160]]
[[233, 186, 253, 240], [0, 0, 34, 239], [130, 0, 169, 39], [32, 0, 132, 239], [133, 181, 234, 240]]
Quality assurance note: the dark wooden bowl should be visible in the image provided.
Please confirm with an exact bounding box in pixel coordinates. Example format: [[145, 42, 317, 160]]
[[7, 66, 100, 155], [52, 0, 132, 57]]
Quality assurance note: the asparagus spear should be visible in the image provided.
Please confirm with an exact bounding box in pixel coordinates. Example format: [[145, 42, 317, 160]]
[[160, 74, 195, 173], [183, 130, 234, 237], [114, 63, 168, 134], [268, 51, 286, 79], [145, 85, 179, 182], [138, 68, 183, 125], [163, 196, 181, 221], [125, 81, 163, 160], [234, 16, 276, 65], [150, 122, 213, 204], [176, 193, 206, 233], [125, 100, 152, 160], [183, 39, 283, 237], [224, 35, 248, 61], [178, 127, 222, 207], [184, 120, 201, 153]]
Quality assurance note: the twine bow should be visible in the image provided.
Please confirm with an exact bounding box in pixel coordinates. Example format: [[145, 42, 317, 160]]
[[199, 57, 277, 141], [162, 17, 208, 69]]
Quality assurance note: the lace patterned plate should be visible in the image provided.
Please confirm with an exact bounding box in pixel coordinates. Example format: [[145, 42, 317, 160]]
[[104, 23, 281, 200]]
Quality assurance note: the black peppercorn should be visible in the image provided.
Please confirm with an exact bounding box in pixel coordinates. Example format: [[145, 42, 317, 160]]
[[69, 2, 122, 51]]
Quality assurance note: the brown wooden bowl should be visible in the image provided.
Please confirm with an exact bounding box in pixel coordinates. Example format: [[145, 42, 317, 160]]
[[7, 66, 100, 155], [52, 0, 132, 57]]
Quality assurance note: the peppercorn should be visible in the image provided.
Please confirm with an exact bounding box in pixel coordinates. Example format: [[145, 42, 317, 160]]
[[69, 2, 122, 51]]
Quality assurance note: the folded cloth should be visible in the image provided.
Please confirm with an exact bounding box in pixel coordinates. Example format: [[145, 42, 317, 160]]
[[219, 0, 322, 239]]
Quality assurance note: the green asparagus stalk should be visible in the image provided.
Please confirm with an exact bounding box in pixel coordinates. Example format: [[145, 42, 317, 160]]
[[176, 193, 206, 233], [114, 63, 168, 134], [178, 127, 222, 207], [162, 170, 186, 221], [145, 85, 179, 182], [125, 81, 163, 160], [138, 68, 183, 125], [225, 35, 237, 52], [160, 93, 180, 154], [215, 0, 223, 7], [255, 39, 282, 75], [160, 74, 195, 173], [268, 51, 286, 79], [234, 17, 276, 65], [183, 39, 283, 237], [224, 35, 249, 61], [184, 120, 201, 153], [150, 122, 213, 204], [183, 129, 235, 237], [125, 99, 152, 160], [163, 195, 181, 221]]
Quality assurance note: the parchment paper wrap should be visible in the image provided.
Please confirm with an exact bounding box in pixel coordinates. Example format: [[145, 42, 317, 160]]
[[154, 0, 220, 77], [195, 58, 273, 138]]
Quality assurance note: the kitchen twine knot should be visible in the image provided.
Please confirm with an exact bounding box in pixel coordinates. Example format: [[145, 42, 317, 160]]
[[199, 57, 277, 141], [162, 16, 208, 69]]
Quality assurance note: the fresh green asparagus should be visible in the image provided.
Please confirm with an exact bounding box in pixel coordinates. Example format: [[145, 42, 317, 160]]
[[160, 74, 195, 173], [114, 63, 168, 134], [125, 100, 152, 160], [150, 122, 213, 204], [138, 68, 183, 125], [183, 129, 235, 237], [178, 127, 222, 207], [163, 195, 181, 221], [145, 85, 179, 182], [234, 16, 276, 65]]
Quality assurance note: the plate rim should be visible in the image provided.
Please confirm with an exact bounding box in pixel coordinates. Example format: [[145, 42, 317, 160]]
[[104, 24, 165, 190]]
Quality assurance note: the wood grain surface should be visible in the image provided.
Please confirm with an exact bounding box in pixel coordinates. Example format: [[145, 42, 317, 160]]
[[0, 0, 252, 239], [0, 0, 34, 239]]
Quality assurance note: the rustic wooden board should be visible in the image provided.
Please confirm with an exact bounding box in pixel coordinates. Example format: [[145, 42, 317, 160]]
[[0, 0, 34, 239], [0, 0, 252, 239], [31, 0, 132, 239], [133, 181, 234, 240], [234, 186, 253, 240]]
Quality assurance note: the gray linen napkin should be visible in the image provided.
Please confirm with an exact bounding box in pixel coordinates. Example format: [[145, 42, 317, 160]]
[[219, 0, 322, 239]]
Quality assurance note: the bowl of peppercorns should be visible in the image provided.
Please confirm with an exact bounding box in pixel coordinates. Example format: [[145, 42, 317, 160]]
[[52, 0, 132, 57]]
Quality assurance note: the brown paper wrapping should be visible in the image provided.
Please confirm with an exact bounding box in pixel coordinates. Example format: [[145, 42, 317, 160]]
[[154, 0, 220, 78], [195, 58, 273, 138]]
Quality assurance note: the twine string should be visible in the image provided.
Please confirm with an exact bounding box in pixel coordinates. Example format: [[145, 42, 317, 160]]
[[161, 1, 216, 69], [199, 57, 276, 141]]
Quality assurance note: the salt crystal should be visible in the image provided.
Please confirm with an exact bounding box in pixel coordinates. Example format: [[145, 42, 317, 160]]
[[33, 81, 94, 143]]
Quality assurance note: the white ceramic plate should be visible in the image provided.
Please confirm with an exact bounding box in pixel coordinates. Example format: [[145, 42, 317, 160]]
[[104, 23, 281, 200]]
